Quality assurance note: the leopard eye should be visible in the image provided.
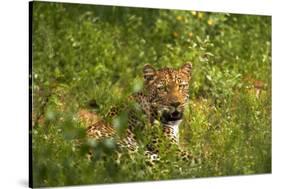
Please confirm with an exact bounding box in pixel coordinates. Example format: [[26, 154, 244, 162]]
[[179, 82, 188, 88], [156, 84, 168, 93], [156, 84, 165, 90]]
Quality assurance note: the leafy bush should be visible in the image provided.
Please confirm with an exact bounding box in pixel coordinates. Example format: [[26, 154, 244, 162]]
[[31, 2, 271, 187]]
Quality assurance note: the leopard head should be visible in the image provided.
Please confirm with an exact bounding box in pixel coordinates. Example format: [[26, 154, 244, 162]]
[[143, 63, 192, 126]]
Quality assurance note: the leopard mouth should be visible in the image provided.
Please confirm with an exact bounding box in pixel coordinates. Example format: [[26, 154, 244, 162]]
[[160, 110, 183, 124]]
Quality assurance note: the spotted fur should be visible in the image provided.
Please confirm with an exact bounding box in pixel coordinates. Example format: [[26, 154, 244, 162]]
[[80, 63, 194, 163]]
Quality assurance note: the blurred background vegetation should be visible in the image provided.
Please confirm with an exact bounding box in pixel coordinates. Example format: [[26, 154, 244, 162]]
[[31, 1, 271, 187]]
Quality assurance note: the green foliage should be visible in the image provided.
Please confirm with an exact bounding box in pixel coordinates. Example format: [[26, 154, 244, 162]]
[[32, 1, 271, 187]]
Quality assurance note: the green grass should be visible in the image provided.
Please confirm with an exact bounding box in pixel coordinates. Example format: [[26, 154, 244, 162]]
[[31, 1, 271, 187]]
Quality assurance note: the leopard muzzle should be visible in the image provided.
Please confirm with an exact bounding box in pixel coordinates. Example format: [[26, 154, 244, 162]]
[[160, 102, 184, 125]]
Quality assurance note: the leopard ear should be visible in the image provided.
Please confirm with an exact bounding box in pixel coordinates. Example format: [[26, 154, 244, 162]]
[[181, 62, 192, 77], [143, 64, 156, 82]]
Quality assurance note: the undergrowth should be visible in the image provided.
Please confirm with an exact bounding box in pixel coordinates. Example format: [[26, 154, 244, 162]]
[[31, 1, 271, 187]]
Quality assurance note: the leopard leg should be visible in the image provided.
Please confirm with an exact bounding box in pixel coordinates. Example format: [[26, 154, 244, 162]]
[[177, 149, 202, 166]]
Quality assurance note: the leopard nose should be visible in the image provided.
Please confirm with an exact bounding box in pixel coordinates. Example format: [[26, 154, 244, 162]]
[[170, 102, 180, 108]]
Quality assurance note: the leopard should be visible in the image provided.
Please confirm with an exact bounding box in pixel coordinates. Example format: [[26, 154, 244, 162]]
[[79, 62, 197, 165]]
